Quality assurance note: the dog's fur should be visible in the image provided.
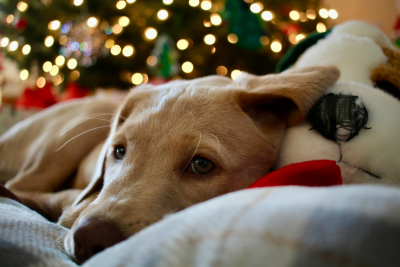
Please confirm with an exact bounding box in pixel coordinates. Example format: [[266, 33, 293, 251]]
[[0, 66, 339, 262]]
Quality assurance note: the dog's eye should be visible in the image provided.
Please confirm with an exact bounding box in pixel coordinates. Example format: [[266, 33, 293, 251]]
[[189, 157, 215, 175], [114, 146, 126, 161]]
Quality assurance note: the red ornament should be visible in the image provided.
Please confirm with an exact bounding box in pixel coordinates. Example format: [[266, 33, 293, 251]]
[[14, 18, 28, 30], [16, 83, 57, 109], [61, 82, 90, 100]]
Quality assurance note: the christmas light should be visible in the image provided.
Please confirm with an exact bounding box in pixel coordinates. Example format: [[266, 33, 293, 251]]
[[131, 73, 144, 85], [45, 36, 54, 47], [74, 0, 84, 6], [189, 0, 199, 7], [306, 10, 316, 19], [182, 62, 194, 73], [116, 1, 126, 9], [43, 61, 52, 72], [105, 39, 115, 48], [250, 3, 263, 13], [142, 74, 149, 84], [17, 2, 28, 12], [119, 16, 130, 27], [8, 41, 18, 52], [49, 20, 61, 30], [163, 0, 173, 5], [244, 0, 253, 3], [71, 71, 80, 81], [316, 22, 326, 33], [231, 70, 241, 80], [271, 41, 282, 53], [227, 33, 238, 44], [329, 9, 338, 19], [22, 44, 31, 55], [113, 24, 123, 34], [288, 34, 297, 44], [59, 35, 68, 45], [289, 10, 299, 20], [261, 11, 274, 21], [87, 17, 99, 28], [210, 13, 222, 26], [201, 0, 212, 11], [37, 77, 46, 88], [55, 55, 65, 66], [53, 75, 63, 85], [299, 12, 307, 22], [319, 8, 329, 19], [6, 15, 14, 24], [145, 28, 158, 40], [50, 65, 59, 76], [216, 66, 227, 76], [177, 39, 189, 50], [20, 70, 29, 80], [122, 45, 135, 57], [147, 55, 158, 66], [260, 36, 269, 45], [1, 38, 10, 47], [204, 34, 216, 45], [127, 0, 136, 3], [67, 59, 78, 69], [204, 20, 212, 27], [296, 33, 306, 42], [158, 10, 169, 20], [211, 46, 216, 53], [111, 45, 122, 55]]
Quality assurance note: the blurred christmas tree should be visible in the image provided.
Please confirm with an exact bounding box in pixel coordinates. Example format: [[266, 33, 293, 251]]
[[0, 0, 338, 91]]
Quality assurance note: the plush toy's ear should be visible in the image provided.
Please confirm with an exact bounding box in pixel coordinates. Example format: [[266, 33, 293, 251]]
[[235, 66, 340, 127]]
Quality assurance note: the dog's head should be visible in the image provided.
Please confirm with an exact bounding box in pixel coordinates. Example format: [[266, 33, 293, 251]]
[[63, 66, 339, 263]]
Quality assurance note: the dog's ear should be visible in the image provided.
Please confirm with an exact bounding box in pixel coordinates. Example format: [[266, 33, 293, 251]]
[[235, 66, 340, 127]]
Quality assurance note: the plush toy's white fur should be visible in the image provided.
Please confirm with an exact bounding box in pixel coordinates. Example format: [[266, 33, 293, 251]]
[[274, 21, 400, 185]]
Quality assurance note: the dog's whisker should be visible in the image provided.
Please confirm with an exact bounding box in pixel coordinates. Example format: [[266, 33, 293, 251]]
[[60, 113, 116, 136], [178, 131, 202, 181], [55, 126, 110, 152]]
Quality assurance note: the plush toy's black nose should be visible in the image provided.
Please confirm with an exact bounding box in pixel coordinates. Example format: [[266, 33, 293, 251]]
[[73, 217, 125, 263], [309, 93, 369, 142]]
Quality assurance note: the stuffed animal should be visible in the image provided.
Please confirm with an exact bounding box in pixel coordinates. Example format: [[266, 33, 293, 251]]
[[272, 21, 400, 185]]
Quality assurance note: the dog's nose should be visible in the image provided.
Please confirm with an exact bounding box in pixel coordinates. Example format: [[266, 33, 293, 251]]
[[309, 93, 369, 142], [73, 217, 125, 263]]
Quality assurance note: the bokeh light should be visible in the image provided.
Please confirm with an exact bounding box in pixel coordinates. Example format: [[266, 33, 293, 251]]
[[216, 66, 227, 76], [250, 2, 263, 13], [231, 70, 242, 80], [55, 55, 65, 66], [37, 77, 46, 88], [119, 16, 130, 27], [316, 22, 327, 33], [17, 2, 28, 12], [43, 61, 52, 72], [50, 65, 59, 76], [116, 1, 126, 9], [163, 0, 173, 5], [289, 10, 300, 20], [271, 41, 282, 53], [145, 27, 158, 40], [49, 20, 61, 30], [45, 36, 54, 47], [157, 9, 169, 20], [67, 58, 78, 69], [319, 8, 329, 19], [182, 61, 194, 73], [71, 71, 80, 81], [201, 0, 212, 11], [122, 45, 134, 57], [111, 45, 122, 55], [227, 33, 238, 44], [6, 15, 14, 24], [131, 73, 144, 85], [147, 55, 158, 66], [306, 10, 316, 19], [329, 9, 338, 19], [74, 0, 83, 6], [9, 41, 18, 51], [177, 39, 189, 50], [1, 38, 9, 47], [210, 13, 222, 26], [20, 70, 29, 80], [204, 34, 216, 45], [87, 17, 98, 27], [261, 11, 274, 21], [189, 0, 199, 7], [22, 44, 31, 54]]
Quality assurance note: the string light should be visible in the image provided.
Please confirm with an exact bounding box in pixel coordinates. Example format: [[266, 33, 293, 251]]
[[45, 36, 54, 47], [131, 73, 144, 85], [49, 20, 61, 30], [319, 8, 329, 19], [147, 55, 158, 66], [43, 61, 52, 72], [122, 45, 135, 57], [17, 2, 28, 12], [142, 74, 149, 84], [177, 39, 189, 50], [261, 11, 274, 21], [288, 34, 297, 44], [260, 36, 269, 45], [227, 33, 238, 44], [210, 13, 222, 26], [6, 15, 14, 24], [204, 34, 216, 45], [59, 35, 68, 45], [20, 70, 29, 80], [163, 0, 173, 5], [113, 24, 123, 34], [182, 61, 194, 73], [55, 55, 65, 66], [296, 33, 306, 42], [316, 23, 326, 33], [158, 10, 169, 20], [145, 28, 158, 40], [111, 45, 122, 55], [37, 77, 46, 88], [8, 41, 18, 51], [105, 39, 114, 48], [329, 9, 338, 19], [74, 0, 83, 6], [67, 58, 78, 69], [204, 20, 212, 27], [50, 65, 59, 76], [189, 0, 199, 7], [1, 38, 10, 47], [71, 71, 80, 81], [127, 0, 136, 3], [216, 66, 227, 76], [306, 10, 316, 19], [271, 41, 282, 53], [289, 10, 300, 20], [116, 1, 126, 9], [201, 0, 212, 11], [87, 17, 99, 28], [299, 12, 307, 22], [250, 2, 263, 13], [119, 16, 130, 27], [53, 75, 63, 85], [231, 70, 241, 80], [22, 44, 31, 54]]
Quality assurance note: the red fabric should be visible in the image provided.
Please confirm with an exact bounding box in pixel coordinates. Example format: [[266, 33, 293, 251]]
[[248, 160, 342, 188], [16, 83, 57, 109], [62, 82, 89, 100]]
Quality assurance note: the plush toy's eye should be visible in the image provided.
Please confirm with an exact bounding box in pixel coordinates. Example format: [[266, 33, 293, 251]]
[[114, 146, 126, 161], [188, 157, 215, 175]]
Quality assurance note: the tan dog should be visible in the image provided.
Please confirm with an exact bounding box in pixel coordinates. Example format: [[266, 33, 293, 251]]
[[0, 66, 339, 263]]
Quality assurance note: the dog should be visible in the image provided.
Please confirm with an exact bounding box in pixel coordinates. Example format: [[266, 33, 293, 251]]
[[0, 66, 339, 263]]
